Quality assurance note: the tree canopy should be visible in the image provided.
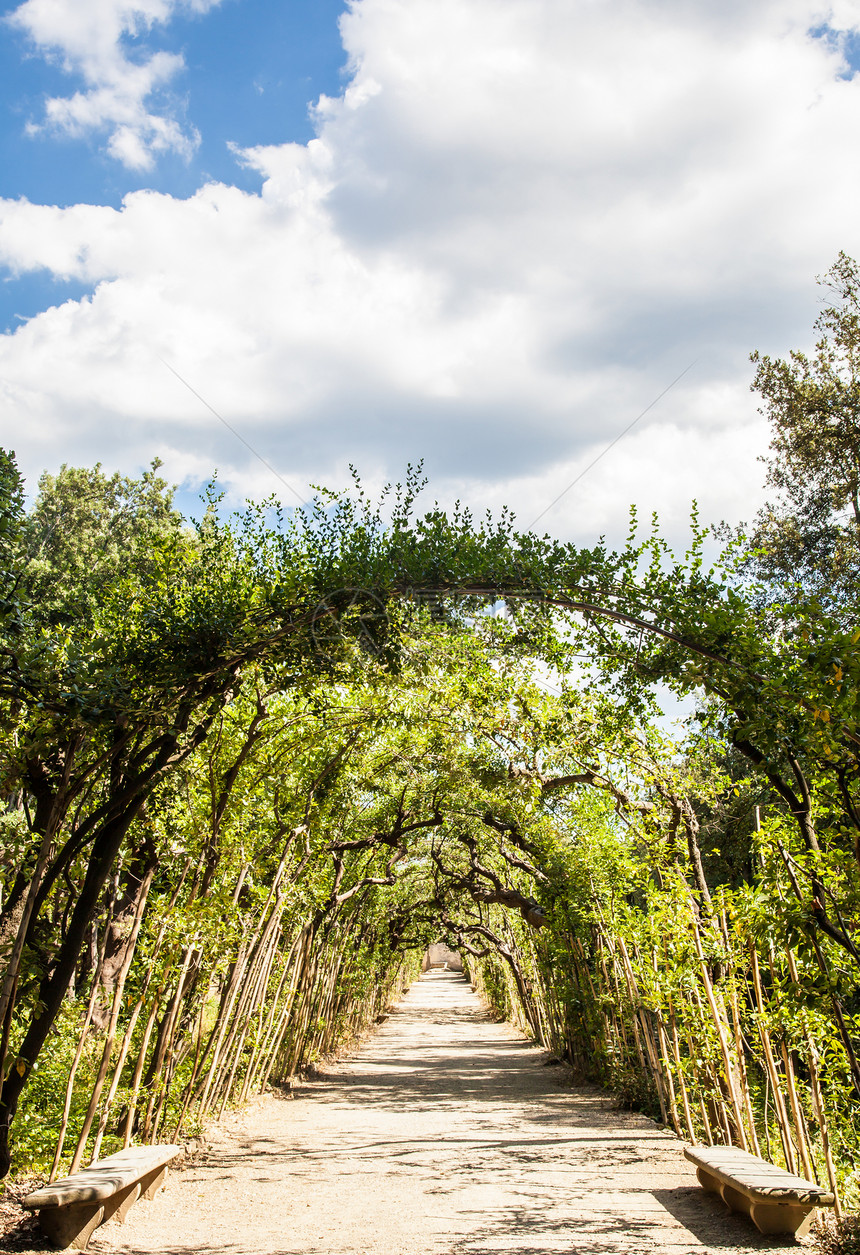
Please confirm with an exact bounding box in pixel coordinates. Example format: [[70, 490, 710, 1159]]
[[746, 252, 860, 609], [0, 260, 859, 1214]]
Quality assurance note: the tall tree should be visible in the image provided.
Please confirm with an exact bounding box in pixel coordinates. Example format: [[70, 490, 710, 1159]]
[[747, 251, 860, 610]]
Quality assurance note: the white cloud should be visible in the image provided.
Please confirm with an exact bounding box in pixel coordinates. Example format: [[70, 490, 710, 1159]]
[[2, 0, 860, 545], [7, 0, 220, 168]]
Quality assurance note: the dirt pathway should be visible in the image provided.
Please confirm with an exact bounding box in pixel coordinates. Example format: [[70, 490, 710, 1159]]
[[93, 971, 811, 1255]]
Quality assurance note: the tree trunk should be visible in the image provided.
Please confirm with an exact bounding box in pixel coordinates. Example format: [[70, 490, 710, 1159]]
[[0, 804, 142, 1176]]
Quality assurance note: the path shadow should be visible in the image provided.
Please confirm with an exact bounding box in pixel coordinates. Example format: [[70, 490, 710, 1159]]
[[651, 1187, 805, 1249], [85, 973, 806, 1255], [441, 1190, 806, 1255]]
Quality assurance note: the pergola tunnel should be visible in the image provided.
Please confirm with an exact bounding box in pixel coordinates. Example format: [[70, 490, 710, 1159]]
[[2, 420, 860, 1231], [2, 784, 852, 1225]]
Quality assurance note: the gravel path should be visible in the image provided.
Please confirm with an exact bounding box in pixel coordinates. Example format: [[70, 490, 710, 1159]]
[[92, 970, 812, 1255]]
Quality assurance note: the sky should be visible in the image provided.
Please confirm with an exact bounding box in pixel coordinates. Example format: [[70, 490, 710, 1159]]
[[1, 0, 860, 546]]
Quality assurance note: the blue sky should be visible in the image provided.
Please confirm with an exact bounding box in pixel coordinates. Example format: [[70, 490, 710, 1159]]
[[0, 0, 348, 330], [2, 0, 860, 545]]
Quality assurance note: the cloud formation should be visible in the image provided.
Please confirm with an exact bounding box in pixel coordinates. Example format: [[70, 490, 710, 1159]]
[[7, 0, 222, 168], [2, 0, 860, 543]]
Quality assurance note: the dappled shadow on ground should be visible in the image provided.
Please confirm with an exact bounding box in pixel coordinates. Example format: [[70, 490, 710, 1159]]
[[83, 1180, 807, 1255], [90, 971, 807, 1255], [650, 1189, 801, 1250], [164, 1123, 803, 1254]]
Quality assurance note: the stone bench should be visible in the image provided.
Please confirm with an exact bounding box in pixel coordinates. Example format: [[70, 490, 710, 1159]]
[[684, 1143, 835, 1237], [23, 1143, 181, 1250]]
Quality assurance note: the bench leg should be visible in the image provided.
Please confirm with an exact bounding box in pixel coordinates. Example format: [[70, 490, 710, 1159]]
[[720, 1183, 753, 1218], [36, 1202, 105, 1251], [695, 1167, 722, 1195], [750, 1201, 816, 1237], [101, 1180, 141, 1225], [139, 1163, 168, 1200]]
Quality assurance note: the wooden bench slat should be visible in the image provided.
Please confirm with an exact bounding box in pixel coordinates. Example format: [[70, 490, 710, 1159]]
[[24, 1144, 181, 1211], [684, 1144, 834, 1205], [685, 1143, 835, 1238]]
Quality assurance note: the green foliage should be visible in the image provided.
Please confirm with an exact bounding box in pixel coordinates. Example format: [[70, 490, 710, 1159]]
[[22, 460, 182, 624], [747, 252, 860, 608], [1, 410, 860, 1216]]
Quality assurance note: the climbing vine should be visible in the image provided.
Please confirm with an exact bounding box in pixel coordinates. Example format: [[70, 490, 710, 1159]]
[[0, 434, 858, 1223]]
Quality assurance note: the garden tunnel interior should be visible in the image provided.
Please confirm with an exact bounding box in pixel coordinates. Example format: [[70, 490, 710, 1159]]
[[1, 576, 858, 1204], [0, 462, 858, 1207]]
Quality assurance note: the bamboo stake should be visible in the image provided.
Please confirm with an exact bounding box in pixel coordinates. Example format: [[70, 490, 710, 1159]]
[[749, 947, 796, 1172], [598, 951, 624, 1063], [172, 993, 208, 1139], [779, 1040, 816, 1181], [142, 945, 194, 1140], [649, 948, 682, 1137], [807, 1044, 842, 1218], [258, 925, 314, 1091], [196, 940, 254, 1116], [284, 942, 321, 1079], [690, 917, 748, 1148], [49, 921, 112, 1179], [765, 947, 815, 1178], [257, 939, 309, 1091], [654, 1011, 682, 1136], [66, 866, 155, 1172], [247, 928, 303, 1092], [243, 918, 290, 1084], [783, 949, 841, 1212], [615, 938, 670, 1124], [88, 860, 194, 1155], [123, 974, 170, 1148], [195, 856, 290, 1116], [686, 991, 720, 1144], [238, 926, 283, 1105], [216, 923, 282, 1116], [725, 968, 762, 1157], [696, 1091, 714, 1144], [619, 966, 648, 1076], [667, 1003, 696, 1141]]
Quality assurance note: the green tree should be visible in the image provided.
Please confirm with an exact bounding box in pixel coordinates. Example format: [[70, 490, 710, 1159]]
[[4, 444, 860, 1182], [22, 460, 182, 623], [747, 251, 860, 609]]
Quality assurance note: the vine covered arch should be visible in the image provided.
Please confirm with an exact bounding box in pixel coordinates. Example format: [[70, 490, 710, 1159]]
[[0, 453, 858, 1206]]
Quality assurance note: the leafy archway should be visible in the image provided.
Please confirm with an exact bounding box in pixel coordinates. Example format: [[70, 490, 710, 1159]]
[[0, 452, 858, 1212]]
